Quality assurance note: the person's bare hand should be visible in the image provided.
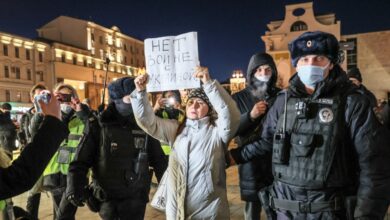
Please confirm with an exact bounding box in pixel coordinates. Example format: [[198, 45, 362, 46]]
[[250, 101, 268, 120], [39, 92, 61, 120], [134, 74, 148, 91], [194, 66, 211, 84]]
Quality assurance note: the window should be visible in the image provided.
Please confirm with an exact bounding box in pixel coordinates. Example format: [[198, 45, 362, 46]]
[[27, 69, 31, 80], [61, 54, 66, 62], [17, 91, 21, 102], [73, 56, 77, 65], [15, 47, 19, 58], [26, 49, 31, 60], [346, 38, 357, 70], [38, 52, 43, 62], [124, 44, 127, 51], [99, 36, 103, 44], [3, 45, 8, 56], [5, 90, 10, 102], [124, 56, 127, 64], [83, 59, 87, 67], [100, 49, 104, 59], [290, 21, 308, 32], [37, 71, 44, 81], [4, 66, 9, 78], [91, 33, 95, 41], [15, 67, 20, 79]]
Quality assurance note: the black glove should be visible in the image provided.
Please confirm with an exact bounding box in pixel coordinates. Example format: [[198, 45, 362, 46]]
[[67, 193, 85, 207]]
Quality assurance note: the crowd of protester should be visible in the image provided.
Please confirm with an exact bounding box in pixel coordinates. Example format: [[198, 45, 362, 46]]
[[0, 30, 389, 220]]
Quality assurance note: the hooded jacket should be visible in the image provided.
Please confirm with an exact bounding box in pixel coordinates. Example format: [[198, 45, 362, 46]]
[[231, 65, 390, 219], [232, 53, 280, 201]]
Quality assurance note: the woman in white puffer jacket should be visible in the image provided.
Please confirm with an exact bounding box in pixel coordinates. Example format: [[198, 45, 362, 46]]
[[130, 67, 240, 220]]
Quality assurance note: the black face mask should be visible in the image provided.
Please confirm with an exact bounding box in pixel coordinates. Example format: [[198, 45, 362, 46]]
[[250, 77, 268, 100], [114, 99, 133, 117]]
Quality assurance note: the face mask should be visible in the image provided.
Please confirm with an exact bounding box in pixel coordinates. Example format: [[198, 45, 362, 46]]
[[297, 62, 330, 88], [60, 104, 73, 114], [114, 99, 133, 117], [254, 75, 271, 82]]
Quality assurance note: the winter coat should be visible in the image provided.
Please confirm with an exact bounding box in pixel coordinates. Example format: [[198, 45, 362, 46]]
[[0, 116, 68, 199], [232, 52, 279, 201], [67, 103, 168, 201], [0, 112, 17, 154], [131, 80, 240, 220], [357, 84, 377, 109], [231, 66, 390, 219]]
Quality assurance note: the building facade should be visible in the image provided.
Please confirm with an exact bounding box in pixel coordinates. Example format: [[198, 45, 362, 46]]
[[37, 16, 146, 108], [0, 32, 51, 116], [0, 16, 146, 114]]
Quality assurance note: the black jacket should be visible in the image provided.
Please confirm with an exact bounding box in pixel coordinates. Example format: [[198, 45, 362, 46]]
[[0, 116, 68, 199], [232, 52, 279, 201], [0, 112, 17, 153], [357, 84, 377, 109], [17, 107, 34, 146], [67, 103, 168, 201], [231, 66, 390, 219]]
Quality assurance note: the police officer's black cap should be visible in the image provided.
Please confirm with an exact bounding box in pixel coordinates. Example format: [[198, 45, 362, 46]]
[[289, 31, 340, 67], [108, 77, 136, 100]]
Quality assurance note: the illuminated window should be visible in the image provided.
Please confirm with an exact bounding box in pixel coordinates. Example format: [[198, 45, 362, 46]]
[[15, 47, 19, 58], [291, 21, 308, 32], [4, 66, 9, 78], [3, 45, 8, 56], [17, 91, 21, 102]]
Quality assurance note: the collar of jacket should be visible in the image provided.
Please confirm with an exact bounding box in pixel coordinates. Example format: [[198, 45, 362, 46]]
[[100, 102, 137, 127], [185, 116, 210, 132]]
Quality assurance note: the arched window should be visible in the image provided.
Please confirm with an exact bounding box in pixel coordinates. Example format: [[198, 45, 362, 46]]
[[291, 21, 308, 32]]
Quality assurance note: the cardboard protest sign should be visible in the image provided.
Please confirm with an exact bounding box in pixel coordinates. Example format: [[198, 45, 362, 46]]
[[144, 32, 200, 92]]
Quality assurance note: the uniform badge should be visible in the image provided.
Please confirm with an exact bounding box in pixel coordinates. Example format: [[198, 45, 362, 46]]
[[306, 40, 312, 48], [318, 107, 334, 123]]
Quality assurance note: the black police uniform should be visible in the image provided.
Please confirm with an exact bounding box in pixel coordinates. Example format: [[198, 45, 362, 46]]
[[67, 103, 167, 220], [230, 32, 390, 219]]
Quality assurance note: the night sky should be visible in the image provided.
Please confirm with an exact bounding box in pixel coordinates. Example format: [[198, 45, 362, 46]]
[[1, 0, 389, 82]]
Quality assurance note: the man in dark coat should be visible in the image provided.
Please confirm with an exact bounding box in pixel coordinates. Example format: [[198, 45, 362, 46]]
[[0, 94, 68, 199], [232, 52, 280, 220], [347, 67, 378, 109], [230, 31, 390, 219], [66, 77, 167, 220]]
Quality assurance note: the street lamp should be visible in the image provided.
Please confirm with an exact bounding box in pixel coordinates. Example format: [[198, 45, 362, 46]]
[[230, 70, 246, 94]]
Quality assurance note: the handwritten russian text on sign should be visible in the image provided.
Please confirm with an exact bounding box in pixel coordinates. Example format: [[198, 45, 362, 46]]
[[145, 32, 200, 92]]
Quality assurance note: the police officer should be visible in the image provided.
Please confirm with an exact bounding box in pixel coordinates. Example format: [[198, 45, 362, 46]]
[[232, 53, 280, 220], [347, 67, 378, 109], [66, 77, 167, 220], [229, 31, 390, 219]]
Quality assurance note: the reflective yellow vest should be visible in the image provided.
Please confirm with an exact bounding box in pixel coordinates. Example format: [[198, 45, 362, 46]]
[[160, 110, 185, 155], [43, 117, 84, 177], [0, 200, 5, 211]]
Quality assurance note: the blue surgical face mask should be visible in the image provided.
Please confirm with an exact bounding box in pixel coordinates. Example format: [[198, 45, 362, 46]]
[[297, 62, 330, 88]]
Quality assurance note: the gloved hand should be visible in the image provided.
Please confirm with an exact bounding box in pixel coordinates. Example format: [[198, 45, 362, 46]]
[[67, 193, 85, 207]]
